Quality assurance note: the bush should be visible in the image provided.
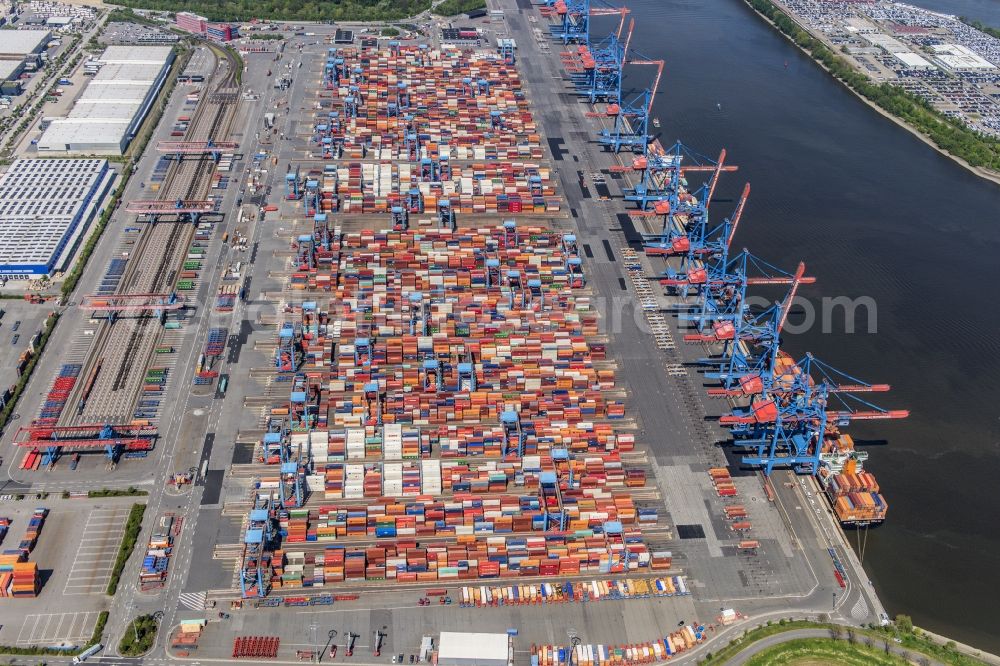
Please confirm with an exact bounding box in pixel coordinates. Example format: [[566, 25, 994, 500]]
[[104, 0, 432, 22], [107, 504, 146, 595], [431, 0, 486, 16], [117, 615, 158, 656], [88, 487, 148, 498]]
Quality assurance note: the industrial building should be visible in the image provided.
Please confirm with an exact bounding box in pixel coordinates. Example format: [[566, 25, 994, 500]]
[[436, 633, 509, 666], [0, 29, 52, 95], [175, 10, 207, 34], [893, 51, 934, 70], [175, 11, 238, 42], [930, 43, 997, 71], [36, 45, 175, 155], [0, 159, 115, 278]]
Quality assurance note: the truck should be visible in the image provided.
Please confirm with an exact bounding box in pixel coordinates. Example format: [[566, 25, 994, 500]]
[[264, 112, 275, 129], [73, 643, 103, 663]]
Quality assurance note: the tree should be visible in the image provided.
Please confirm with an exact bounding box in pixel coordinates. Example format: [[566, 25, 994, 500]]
[[895, 615, 913, 634], [846, 628, 856, 644], [830, 625, 843, 640]]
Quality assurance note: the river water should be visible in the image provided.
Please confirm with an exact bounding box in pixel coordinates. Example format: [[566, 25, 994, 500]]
[[597, 0, 1000, 652]]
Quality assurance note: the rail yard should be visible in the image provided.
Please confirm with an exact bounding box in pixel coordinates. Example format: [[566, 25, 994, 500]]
[[0, 0, 910, 663]]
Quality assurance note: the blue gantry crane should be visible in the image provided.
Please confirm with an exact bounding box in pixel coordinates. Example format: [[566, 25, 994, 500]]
[[550, 0, 627, 45], [240, 494, 276, 598], [594, 51, 662, 154], [718, 353, 907, 475], [573, 18, 630, 103]]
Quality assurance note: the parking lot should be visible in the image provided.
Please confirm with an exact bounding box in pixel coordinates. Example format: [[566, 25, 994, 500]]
[[62, 506, 130, 595], [15, 610, 102, 647], [0, 300, 49, 403], [0, 499, 125, 646]]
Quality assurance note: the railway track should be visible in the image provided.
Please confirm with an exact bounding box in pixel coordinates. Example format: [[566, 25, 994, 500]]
[[58, 44, 241, 428]]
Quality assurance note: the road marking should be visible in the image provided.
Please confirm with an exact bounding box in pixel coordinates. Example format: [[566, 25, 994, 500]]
[[16, 612, 100, 645], [63, 508, 129, 595]]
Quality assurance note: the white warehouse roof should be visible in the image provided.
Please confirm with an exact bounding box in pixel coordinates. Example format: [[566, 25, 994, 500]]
[[0, 30, 51, 56], [36, 45, 174, 155], [893, 51, 933, 68], [931, 43, 996, 70], [438, 632, 508, 666], [99, 45, 174, 64], [0, 60, 22, 81]]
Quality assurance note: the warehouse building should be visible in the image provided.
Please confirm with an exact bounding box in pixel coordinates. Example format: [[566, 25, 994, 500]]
[[437, 632, 509, 666], [930, 43, 997, 71], [36, 45, 175, 155], [0, 159, 116, 279], [0, 29, 52, 95]]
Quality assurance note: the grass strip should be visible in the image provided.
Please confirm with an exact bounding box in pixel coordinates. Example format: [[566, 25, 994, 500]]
[[106, 503, 146, 595]]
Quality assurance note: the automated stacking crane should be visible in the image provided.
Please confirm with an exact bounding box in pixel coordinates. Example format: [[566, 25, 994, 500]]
[[285, 165, 302, 199], [276, 321, 302, 373], [240, 495, 276, 598], [501, 409, 527, 458]]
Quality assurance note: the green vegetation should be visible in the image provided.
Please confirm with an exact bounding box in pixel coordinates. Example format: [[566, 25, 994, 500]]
[[381, 27, 401, 37], [746, 0, 1000, 172], [701, 617, 988, 666], [0, 312, 59, 432], [224, 45, 244, 86], [959, 17, 1000, 40], [432, 0, 486, 16], [88, 487, 149, 498], [247, 32, 286, 40], [869, 616, 990, 666], [117, 615, 158, 656], [106, 503, 146, 595], [107, 6, 159, 26], [745, 637, 907, 665], [700, 620, 828, 665], [0, 611, 107, 655], [105, 0, 431, 22]]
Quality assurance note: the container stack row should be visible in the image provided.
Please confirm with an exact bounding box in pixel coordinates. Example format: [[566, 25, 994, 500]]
[[319, 45, 541, 160], [268, 529, 651, 588], [531, 624, 706, 666], [459, 576, 686, 607]]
